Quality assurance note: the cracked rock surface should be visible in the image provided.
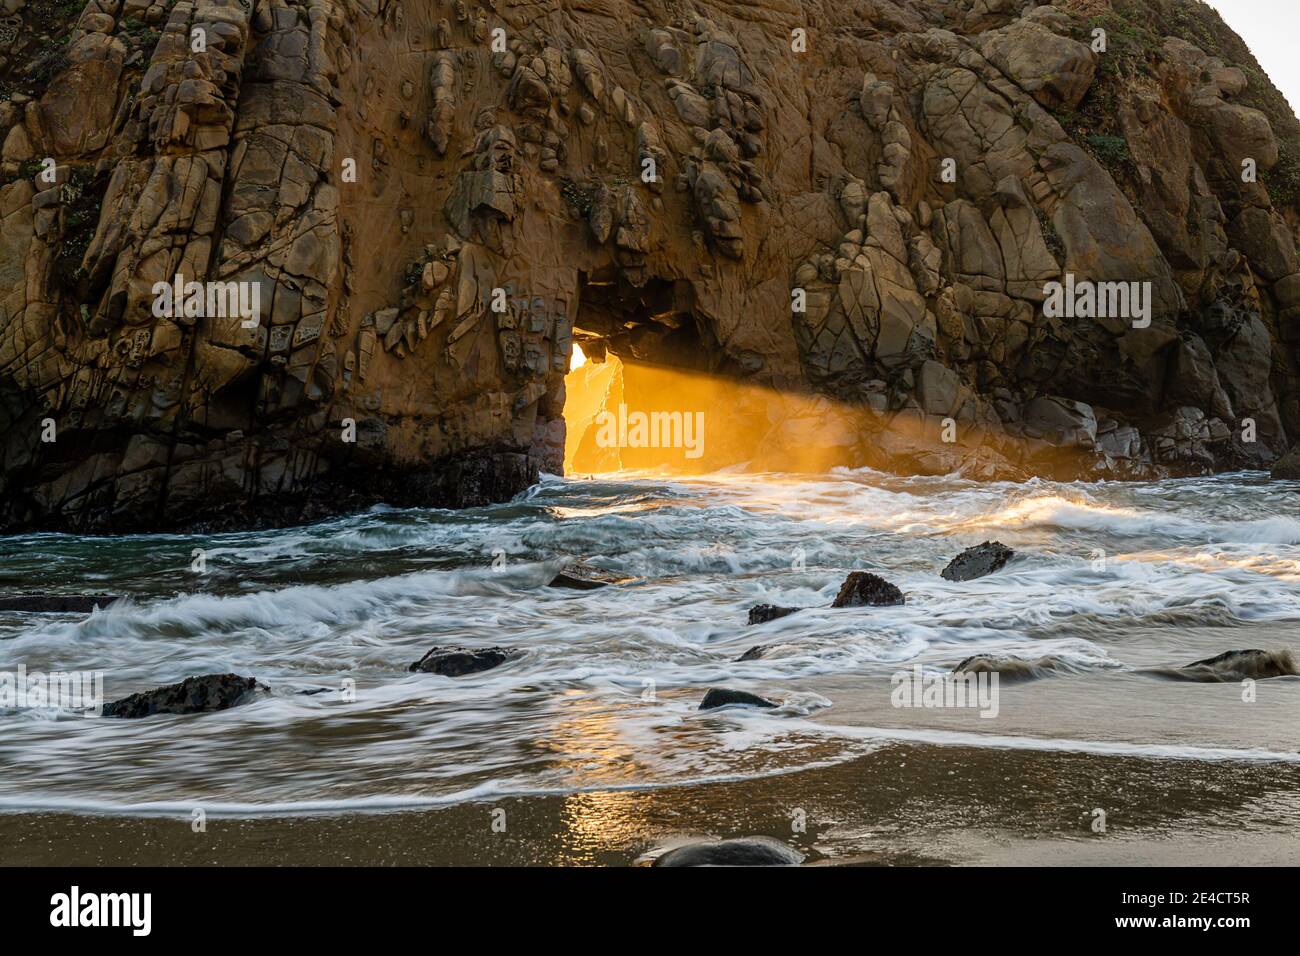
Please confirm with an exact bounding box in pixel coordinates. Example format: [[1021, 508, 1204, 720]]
[[2, 0, 1299, 531]]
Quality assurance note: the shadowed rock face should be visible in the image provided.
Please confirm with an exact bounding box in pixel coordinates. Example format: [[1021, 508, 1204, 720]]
[[1271, 445, 1300, 478], [2, 0, 1300, 531]]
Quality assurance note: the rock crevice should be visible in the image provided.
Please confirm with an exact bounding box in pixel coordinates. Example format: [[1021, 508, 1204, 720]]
[[2, 0, 1299, 530]]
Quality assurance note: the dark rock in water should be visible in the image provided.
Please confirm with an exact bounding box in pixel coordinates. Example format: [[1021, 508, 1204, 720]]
[[103, 674, 264, 719], [831, 571, 904, 607], [653, 836, 804, 867], [953, 654, 1063, 681], [699, 687, 777, 710], [1271, 446, 1300, 479], [548, 561, 633, 590], [737, 638, 807, 662], [747, 604, 800, 625], [0, 594, 120, 613], [1177, 648, 1298, 681], [941, 541, 1014, 581], [409, 645, 519, 676]]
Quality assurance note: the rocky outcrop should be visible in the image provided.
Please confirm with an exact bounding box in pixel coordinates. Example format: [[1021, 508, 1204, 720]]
[[832, 571, 904, 607], [102, 673, 264, 717], [3, 1, 1300, 530], [408, 645, 518, 676], [941, 541, 1014, 580]]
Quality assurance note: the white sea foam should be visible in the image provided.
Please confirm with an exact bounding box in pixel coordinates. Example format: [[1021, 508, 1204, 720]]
[[1, 469, 1299, 813]]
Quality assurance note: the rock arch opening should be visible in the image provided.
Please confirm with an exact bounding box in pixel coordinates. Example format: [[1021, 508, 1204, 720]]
[[560, 271, 860, 476], [562, 269, 713, 474]]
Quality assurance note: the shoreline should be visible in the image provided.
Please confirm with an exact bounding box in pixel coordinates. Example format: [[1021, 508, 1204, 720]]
[[4, 741, 1297, 866]]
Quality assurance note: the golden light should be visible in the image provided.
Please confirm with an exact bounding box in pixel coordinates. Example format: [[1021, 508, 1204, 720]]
[[560, 347, 861, 476], [558, 338, 1096, 479], [569, 343, 588, 372]]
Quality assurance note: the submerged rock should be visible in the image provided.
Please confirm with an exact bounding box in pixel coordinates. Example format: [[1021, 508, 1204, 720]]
[[409, 646, 520, 676], [548, 562, 633, 590], [953, 654, 1067, 681], [831, 572, 904, 607], [746, 604, 801, 625], [0, 594, 120, 613], [102, 674, 264, 719], [941, 542, 1014, 581], [737, 638, 808, 662], [653, 836, 804, 867], [699, 687, 777, 710], [1173, 648, 1298, 682]]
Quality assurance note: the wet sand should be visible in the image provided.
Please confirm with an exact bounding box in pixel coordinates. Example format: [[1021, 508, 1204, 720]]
[[3, 741, 1298, 866]]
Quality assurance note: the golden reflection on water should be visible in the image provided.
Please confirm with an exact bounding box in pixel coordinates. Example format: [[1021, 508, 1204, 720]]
[[1125, 549, 1300, 581], [557, 790, 649, 864], [534, 690, 646, 788]]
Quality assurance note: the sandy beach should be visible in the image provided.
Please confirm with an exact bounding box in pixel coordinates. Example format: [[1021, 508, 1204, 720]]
[[3, 741, 1297, 866]]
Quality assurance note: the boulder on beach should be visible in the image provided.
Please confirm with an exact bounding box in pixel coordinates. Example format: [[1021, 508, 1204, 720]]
[[831, 571, 904, 607], [1171, 648, 1298, 682], [409, 645, 520, 676], [0, 594, 120, 613], [102, 674, 265, 718], [941, 542, 1014, 581], [547, 561, 634, 590], [747, 604, 801, 625], [699, 687, 777, 710], [653, 836, 804, 867]]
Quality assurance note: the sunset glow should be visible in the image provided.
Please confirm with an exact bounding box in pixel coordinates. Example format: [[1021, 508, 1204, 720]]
[[569, 343, 588, 372]]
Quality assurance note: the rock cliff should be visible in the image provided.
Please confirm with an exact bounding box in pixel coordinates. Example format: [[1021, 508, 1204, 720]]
[[2, 0, 1299, 530]]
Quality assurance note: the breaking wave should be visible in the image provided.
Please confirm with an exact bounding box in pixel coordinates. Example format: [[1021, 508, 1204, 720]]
[[2, 468, 1299, 814]]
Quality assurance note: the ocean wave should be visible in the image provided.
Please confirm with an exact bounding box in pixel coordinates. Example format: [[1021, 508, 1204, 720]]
[[3, 468, 1300, 817], [963, 494, 1300, 544]]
